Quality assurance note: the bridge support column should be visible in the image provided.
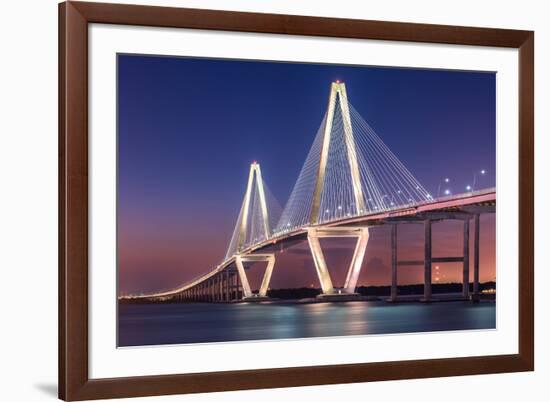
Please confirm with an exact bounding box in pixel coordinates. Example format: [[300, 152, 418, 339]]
[[225, 276, 229, 301], [230, 273, 235, 300], [307, 227, 369, 296], [236, 272, 241, 299], [422, 219, 432, 302], [224, 273, 228, 301], [213, 277, 217, 302], [307, 230, 334, 295], [221, 273, 225, 301], [233, 272, 237, 300], [217, 275, 221, 302], [212, 277, 216, 302], [213, 276, 217, 302], [463, 218, 470, 299], [234, 271, 240, 300], [235, 254, 276, 299], [390, 224, 398, 302], [221, 272, 225, 302], [472, 214, 480, 301], [227, 271, 231, 301], [218, 275, 221, 302]]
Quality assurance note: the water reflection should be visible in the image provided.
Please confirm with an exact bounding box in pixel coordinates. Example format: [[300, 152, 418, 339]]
[[118, 301, 496, 347]]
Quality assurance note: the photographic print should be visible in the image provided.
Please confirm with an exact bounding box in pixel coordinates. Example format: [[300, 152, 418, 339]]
[[117, 55, 496, 348]]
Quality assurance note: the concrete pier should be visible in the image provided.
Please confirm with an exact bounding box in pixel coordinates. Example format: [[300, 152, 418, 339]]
[[422, 219, 432, 302], [390, 224, 398, 302]]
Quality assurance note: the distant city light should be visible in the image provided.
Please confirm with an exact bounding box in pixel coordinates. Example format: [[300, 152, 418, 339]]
[[481, 169, 486, 174], [444, 189, 451, 195], [444, 178, 450, 183], [466, 185, 472, 191]]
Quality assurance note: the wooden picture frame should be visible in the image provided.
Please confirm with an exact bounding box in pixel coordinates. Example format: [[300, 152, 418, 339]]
[[59, 1, 534, 400]]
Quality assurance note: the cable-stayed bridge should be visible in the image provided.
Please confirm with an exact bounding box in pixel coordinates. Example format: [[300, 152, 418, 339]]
[[125, 81, 495, 303]]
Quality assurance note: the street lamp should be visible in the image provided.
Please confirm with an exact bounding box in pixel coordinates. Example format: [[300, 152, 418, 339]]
[[437, 177, 450, 197], [472, 169, 486, 191]]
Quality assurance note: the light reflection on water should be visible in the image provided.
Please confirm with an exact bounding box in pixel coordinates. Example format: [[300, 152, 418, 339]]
[[118, 301, 495, 347]]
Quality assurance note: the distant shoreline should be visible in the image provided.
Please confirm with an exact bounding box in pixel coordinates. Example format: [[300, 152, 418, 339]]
[[119, 281, 496, 303]]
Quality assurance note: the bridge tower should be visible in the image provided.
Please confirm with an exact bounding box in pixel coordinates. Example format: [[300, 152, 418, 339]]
[[236, 161, 271, 250], [308, 82, 370, 297], [310, 81, 366, 225], [230, 162, 276, 299]]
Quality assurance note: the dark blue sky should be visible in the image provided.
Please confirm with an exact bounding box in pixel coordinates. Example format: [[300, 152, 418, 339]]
[[117, 54, 496, 293]]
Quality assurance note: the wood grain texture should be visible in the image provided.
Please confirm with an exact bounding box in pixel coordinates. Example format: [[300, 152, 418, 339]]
[[518, 33, 534, 370], [58, 1, 534, 400], [59, 2, 89, 400]]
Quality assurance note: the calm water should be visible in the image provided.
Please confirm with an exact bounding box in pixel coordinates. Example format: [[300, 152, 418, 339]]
[[118, 300, 495, 347]]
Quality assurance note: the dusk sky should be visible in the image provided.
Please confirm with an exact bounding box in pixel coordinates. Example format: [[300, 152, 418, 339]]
[[118, 54, 496, 295]]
